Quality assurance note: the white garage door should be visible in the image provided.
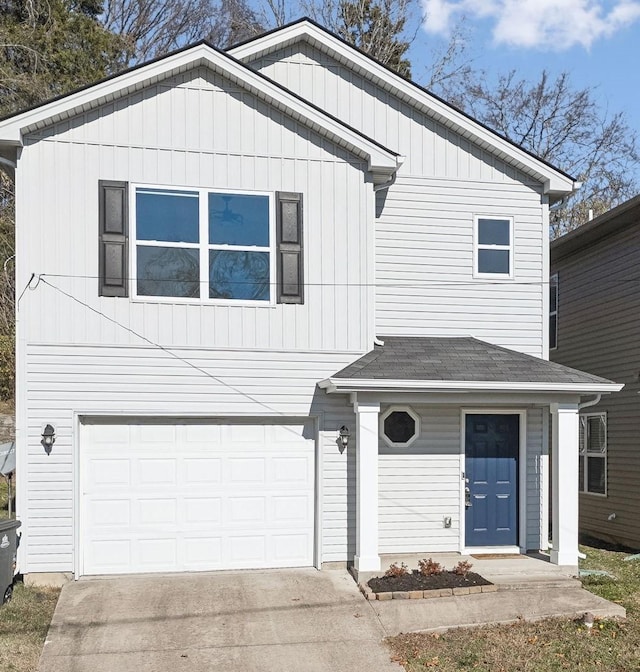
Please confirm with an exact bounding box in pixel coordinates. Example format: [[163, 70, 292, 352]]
[[80, 419, 315, 575]]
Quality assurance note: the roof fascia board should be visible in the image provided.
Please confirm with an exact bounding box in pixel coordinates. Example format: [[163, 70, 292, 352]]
[[230, 21, 576, 195], [318, 377, 623, 394], [0, 43, 400, 176]]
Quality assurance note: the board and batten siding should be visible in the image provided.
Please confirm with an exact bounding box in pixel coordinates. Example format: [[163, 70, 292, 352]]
[[248, 43, 547, 357], [16, 65, 373, 354], [551, 226, 640, 549]]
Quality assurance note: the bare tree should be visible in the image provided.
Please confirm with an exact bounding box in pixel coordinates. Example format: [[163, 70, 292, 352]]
[[298, 0, 421, 77], [101, 0, 264, 64], [457, 70, 639, 237]]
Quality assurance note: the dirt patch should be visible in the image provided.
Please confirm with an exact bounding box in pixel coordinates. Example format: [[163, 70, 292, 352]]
[[368, 570, 492, 593]]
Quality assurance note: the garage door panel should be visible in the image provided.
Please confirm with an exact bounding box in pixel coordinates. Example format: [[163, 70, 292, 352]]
[[81, 420, 315, 575]]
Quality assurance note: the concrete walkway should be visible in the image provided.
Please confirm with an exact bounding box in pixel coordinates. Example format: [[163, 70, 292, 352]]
[[37, 559, 626, 671], [37, 569, 401, 672], [362, 553, 626, 635]]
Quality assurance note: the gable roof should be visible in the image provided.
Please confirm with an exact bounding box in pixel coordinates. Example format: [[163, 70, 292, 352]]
[[318, 336, 621, 394], [0, 40, 401, 183], [550, 194, 640, 262], [230, 18, 578, 201]]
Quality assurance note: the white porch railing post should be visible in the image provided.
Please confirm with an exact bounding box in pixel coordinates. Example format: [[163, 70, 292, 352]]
[[550, 402, 580, 567], [354, 399, 381, 572]]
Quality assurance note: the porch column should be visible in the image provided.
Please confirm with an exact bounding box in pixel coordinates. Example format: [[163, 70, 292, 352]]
[[354, 399, 381, 572], [550, 402, 579, 567]]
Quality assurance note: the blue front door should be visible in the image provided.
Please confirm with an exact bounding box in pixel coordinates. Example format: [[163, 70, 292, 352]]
[[465, 414, 519, 547]]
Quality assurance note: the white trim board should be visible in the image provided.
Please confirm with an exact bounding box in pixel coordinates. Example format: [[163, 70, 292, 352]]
[[320, 378, 623, 394]]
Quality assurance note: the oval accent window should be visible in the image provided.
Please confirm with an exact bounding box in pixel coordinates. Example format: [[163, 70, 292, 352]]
[[380, 406, 420, 448]]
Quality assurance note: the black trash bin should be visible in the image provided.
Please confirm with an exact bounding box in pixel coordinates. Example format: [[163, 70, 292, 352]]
[[0, 519, 21, 603]]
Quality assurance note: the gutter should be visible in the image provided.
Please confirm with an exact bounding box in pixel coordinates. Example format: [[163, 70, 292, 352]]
[[318, 378, 624, 395]]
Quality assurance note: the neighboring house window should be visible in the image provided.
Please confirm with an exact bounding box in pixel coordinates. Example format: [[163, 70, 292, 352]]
[[380, 406, 420, 448], [579, 413, 607, 495], [550, 274, 558, 350], [133, 186, 273, 303], [474, 216, 513, 277]]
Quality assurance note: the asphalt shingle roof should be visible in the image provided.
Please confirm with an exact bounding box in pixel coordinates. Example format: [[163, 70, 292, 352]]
[[332, 336, 614, 385]]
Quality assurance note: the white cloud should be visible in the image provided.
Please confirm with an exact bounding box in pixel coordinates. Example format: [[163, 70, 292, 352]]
[[421, 0, 640, 49]]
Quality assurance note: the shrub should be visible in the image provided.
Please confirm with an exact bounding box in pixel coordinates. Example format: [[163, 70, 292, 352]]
[[384, 562, 409, 578], [418, 558, 443, 576], [454, 560, 474, 577]]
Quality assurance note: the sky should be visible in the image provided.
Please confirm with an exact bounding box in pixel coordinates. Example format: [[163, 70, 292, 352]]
[[414, 0, 640, 155]]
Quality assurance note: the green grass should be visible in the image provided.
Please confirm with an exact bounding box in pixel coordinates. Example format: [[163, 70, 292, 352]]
[[387, 544, 640, 672], [0, 583, 60, 672]]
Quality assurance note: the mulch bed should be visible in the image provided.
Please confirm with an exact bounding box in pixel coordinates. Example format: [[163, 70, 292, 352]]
[[368, 570, 492, 593]]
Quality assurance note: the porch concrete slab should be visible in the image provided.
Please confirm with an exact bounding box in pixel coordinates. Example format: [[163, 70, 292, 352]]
[[38, 569, 401, 672], [371, 585, 626, 635]]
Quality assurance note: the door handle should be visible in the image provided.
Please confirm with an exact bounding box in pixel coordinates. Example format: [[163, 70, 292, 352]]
[[465, 486, 472, 509]]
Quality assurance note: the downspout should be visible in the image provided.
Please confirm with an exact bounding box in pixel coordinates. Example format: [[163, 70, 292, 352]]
[[578, 394, 601, 410], [372, 158, 404, 348]]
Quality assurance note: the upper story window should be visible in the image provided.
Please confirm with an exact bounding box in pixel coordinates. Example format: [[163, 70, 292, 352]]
[[549, 274, 559, 350], [474, 216, 513, 278], [133, 187, 272, 303], [579, 413, 607, 496]]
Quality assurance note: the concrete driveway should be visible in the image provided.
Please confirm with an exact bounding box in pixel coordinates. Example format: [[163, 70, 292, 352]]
[[37, 569, 401, 672]]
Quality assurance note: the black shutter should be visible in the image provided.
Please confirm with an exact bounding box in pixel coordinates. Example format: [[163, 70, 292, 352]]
[[276, 191, 303, 304], [99, 180, 128, 297]]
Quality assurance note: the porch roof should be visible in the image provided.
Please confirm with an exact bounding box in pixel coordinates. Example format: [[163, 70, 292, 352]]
[[318, 336, 622, 394]]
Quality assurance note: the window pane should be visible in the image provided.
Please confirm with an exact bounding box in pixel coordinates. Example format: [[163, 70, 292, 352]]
[[209, 250, 270, 301], [587, 456, 606, 494], [383, 411, 416, 444], [209, 193, 270, 246], [579, 455, 585, 491], [478, 249, 510, 274], [137, 246, 200, 298], [136, 189, 199, 243], [550, 276, 558, 312], [587, 415, 606, 453], [549, 314, 557, 349], [478, 219, 510, 246]]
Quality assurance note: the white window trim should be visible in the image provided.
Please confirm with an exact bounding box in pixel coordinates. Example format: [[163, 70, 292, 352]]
[[130, 183, 276, 307], [550, 273, 558, 350], [580, 412, 607, 497], [380, 405, 421, 448], [473, 215, 514, 279]]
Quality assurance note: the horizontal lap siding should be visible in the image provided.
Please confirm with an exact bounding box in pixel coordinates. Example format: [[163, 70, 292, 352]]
[[18, 66, 371, 354], [378, 407, 461, 553], [526, 408, 545, 550], [22, 344, 356, 572], [376, 177, 544, 356], [250, 45, 546, 358], [552, 227, 640, 548]]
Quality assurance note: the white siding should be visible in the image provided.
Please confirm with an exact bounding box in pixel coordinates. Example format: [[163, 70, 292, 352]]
[[376, 176, 544, 355], [17, 65, 373, 354], [23, 343, 357, 572], [379, 406, 461, 553], [526, 407, 546, 550], [249, 43, 547, 357]]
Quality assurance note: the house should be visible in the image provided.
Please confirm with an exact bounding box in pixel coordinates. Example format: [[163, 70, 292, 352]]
[[550, 195, 640, 550], [0, 19, 622, 581]]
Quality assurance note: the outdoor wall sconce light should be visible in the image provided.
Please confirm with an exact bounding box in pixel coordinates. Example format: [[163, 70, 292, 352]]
[[338, 425, 351, 449], [41, 424, 56, 454]]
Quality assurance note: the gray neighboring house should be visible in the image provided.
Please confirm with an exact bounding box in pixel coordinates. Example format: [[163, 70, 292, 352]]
[[550, 195, 640, 550]]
